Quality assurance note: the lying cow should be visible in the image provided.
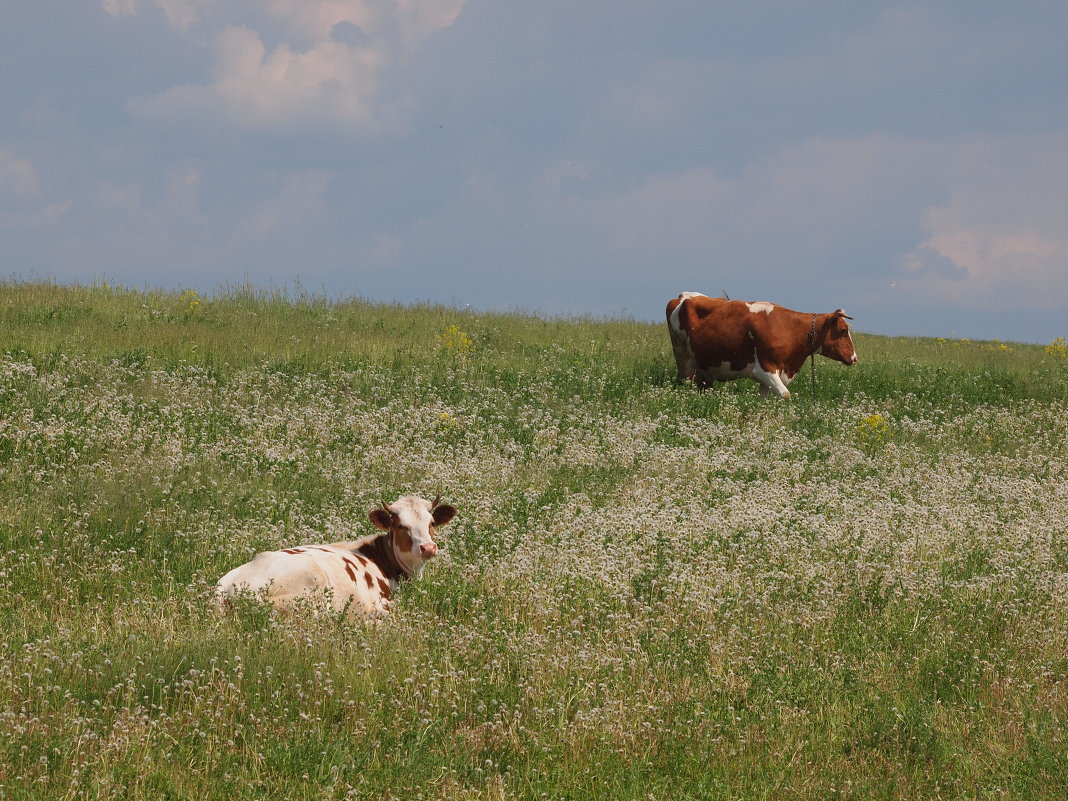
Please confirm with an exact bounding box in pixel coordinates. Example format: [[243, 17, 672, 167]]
[[216, 494, 457, 617], [666, 292, 857, 398]]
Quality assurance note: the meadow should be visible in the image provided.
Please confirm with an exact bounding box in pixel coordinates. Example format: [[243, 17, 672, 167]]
[[1, 281, 1066, 801]]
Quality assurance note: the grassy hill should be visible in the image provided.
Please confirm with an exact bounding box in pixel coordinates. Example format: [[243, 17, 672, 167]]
[[1, 281, 1066, 800]]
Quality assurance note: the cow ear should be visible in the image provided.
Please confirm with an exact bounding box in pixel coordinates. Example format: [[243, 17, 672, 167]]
[[432, 504, 457, 527], [369, 509, 392, 530]]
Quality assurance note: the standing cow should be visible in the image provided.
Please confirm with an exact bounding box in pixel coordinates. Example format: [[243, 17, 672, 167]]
[[216, 494, 457, 617], [666, 292, 857, 398]]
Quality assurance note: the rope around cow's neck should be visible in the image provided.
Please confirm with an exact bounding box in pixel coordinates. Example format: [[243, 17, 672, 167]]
[[808, 315, 818, 397]]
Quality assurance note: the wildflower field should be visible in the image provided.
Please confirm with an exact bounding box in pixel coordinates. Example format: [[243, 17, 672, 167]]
[[1, 281, 1067, 801]]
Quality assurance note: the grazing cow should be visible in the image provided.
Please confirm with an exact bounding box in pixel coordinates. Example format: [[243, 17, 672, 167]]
[[216, 495, 457, 617], [666, 292, 857, 399]]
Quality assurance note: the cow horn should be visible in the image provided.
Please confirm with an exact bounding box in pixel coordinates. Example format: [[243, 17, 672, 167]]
[[430, 493, 442, 509], [380, 500, 393, 513]]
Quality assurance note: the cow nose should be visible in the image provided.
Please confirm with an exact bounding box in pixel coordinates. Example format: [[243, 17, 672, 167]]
[[851, 354, 858, 364], [420, 542, 438, 558]]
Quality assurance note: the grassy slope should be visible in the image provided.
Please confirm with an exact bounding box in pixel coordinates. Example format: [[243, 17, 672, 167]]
[[0, 281, 1066, 800]]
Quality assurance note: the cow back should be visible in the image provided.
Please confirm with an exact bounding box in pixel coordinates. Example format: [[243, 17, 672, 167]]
[[217, 542, 393, 617]]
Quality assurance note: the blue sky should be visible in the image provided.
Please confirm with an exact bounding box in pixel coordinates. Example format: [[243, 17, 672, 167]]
[[2, 1, 1066, 343]]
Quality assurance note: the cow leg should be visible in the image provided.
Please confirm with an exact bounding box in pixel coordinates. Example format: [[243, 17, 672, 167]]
[[668, 303, 700, 383], [752, 362, 791, 399], [670, 337, 697, 383]]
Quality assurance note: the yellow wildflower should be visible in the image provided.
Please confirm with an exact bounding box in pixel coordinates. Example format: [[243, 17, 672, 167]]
[[436, 324, 474, 357], [856, 413, 893, 451]]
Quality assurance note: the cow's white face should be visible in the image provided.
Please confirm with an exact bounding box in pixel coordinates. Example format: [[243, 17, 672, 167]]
[[369, 495, 457, 577]]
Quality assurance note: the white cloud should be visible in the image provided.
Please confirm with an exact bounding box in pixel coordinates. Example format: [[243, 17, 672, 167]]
[[102, 0, 212, 29], [265, 0, 376, 39], [548, 136, 940, 268], [903, 207, 1068, 311], [124, 0, 465, 133], [132, 26, 390, 131], [0, 148, 71, 229], [516, 133, 1068, 316], [582, 168, 732, 259], [394, 0, 467, 47], [0, 148, 41, 198], [266, 0, 464, 45], [233, 169, 334, 240], [102, 0, 138, 16], [899, 136, 1068, 310], [154, 0, 213, 31]]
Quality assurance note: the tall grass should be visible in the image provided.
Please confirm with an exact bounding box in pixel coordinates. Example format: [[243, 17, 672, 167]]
[[1, 280, 1067, 800]]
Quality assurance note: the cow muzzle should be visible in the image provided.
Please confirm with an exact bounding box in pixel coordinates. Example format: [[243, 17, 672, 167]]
[[419, 542, 438, 559]]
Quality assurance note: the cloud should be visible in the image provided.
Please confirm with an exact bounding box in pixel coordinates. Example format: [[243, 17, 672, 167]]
[[0, 148, 71, 228], [131, 26, 390, 132], [20, 162, 340, 292], [124, 0, 465, 133], [265, 0, 463, 45], [0, 147, 41, 198], [898, 136, 1068, 311], [154, 0, 212, 31], [402, 131, 1068, 323], [232, 169, 334, 241], [903, 210, 1068, 312], [101, 0, 211, 29], [542, 135, 941, 273], [264, 0, 375, 40], [904, 226, 1067, 309], [101, 0, 138, 16]]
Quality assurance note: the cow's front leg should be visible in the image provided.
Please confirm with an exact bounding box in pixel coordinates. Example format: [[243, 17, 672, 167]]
[[753, 361, 791, 399]]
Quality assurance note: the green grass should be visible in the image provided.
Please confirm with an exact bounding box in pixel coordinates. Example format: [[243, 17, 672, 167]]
[[1, 280, 1067, 800]]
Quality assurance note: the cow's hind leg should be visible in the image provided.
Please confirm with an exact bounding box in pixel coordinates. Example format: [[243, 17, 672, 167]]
[[671, 340, 697, 384]]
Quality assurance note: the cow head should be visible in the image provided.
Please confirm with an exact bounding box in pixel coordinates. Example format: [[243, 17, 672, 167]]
[[369, 495, 457, 577], [819, 310, 858, 365]]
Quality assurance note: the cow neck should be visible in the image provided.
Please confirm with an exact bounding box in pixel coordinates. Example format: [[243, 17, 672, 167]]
[[806, 315, 820, 353], [355, 532, 409, 581], [805, 315, 822, 391], [784, 315, 820, 377]]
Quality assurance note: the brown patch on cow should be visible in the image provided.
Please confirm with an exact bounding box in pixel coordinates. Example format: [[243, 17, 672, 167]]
[[377, 578, 391, 599], [363, 572, 374, 589], [282, 548, 305, 554], [393, 525, 414, 554], [310, 546, 332, 553], [344, 562, 360, 585], [356, 534, 406, 581]]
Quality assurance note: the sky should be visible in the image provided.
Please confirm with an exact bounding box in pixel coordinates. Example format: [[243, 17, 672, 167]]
[[2, 1, 1067, 343]]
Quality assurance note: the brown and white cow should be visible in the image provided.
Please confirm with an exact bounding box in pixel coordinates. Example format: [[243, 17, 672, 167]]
[[666, 292, 857, 399], [216, 495, 457, 617]]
